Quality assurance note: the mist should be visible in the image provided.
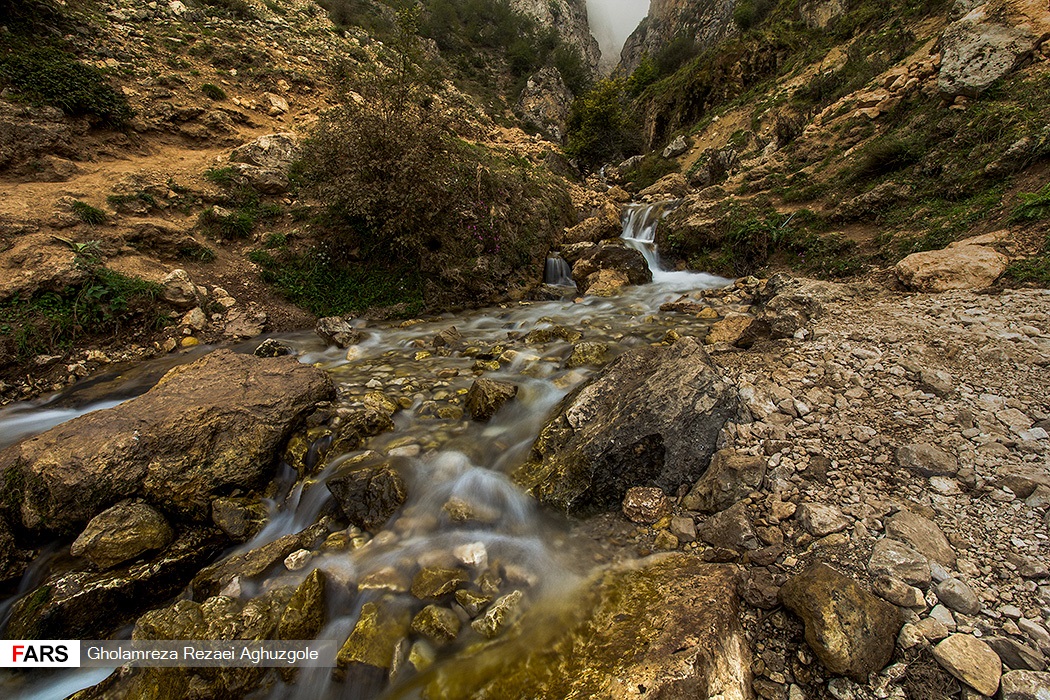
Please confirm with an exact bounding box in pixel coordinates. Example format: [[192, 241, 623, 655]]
[[587, 0, 650, 70]]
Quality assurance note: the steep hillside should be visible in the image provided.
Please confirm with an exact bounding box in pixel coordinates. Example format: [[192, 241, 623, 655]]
[[565, 0, 1050, 289]]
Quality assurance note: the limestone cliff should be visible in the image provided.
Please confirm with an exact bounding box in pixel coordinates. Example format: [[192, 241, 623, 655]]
[[511, 0, 601, 69], [620, 0, 740, 73]]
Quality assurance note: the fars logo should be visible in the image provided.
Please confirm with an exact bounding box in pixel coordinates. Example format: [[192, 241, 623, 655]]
[[0, 640, 81, 667]]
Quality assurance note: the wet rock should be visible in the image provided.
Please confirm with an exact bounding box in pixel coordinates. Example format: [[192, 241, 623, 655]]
[[999, 670, 1050, 700], [326, 461, 407, 532], [985, 637, 1047, 672], [515, 338, 739, 514], [886, 508, 956, 568], [421, 554, 749, 697], [433, 326, 463, 349], [315, 316, 361, 348], [896, 443, 958, 477], [524, 324, 581, 344], [411, 567, 469, 600], [277, 569, 327, 641], [705, 313, 771, 349], [6, 528, 226, 639], [192, 522, 326, 599], [336, 599, 411, 671], [935, 578, 981, 616], [797, 503, 851, 538], [411, 605, 461, 645], [621, 486, 670, 524], [442, 497, 499, 525], [932, 634, 1002, 696], [570, 242, 652, 288], [697, 501, 759, 551], [254, 338, 293, 357], [869, 538, 932, 589], [565, 341, 609, 368], [210, 497, 268, 542], [470, 589, 524, 638], [70, 500, 174, 570], [780, 563, 901, 682], [0, 520, 32, 586], [0, 350, 334, 535], [682, 449, 767, 514], [465, 378, 518, 421], [895, 246, 1008, 292], [454, 589, 493, 617]]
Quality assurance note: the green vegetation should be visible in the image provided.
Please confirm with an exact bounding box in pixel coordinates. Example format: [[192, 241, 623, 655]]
[[1010, 182, 1050, 222], [733, 0, 775, 31], [107, 192, 157, 209], [176, 242, 218, 263], [71, 201, 107, 225], [201, 83, 227, 100], [0, 250, 167, 366], [0, 46, 134, 127], [564, 79, 640, 170], [619, 154, 679, 191], [248, 246, 425, 317], [198, 169, 283, 240]]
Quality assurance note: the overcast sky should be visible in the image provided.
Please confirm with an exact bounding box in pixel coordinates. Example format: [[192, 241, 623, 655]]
[[586, 0, 650, 66]]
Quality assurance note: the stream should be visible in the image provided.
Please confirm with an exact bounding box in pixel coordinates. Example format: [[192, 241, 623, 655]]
[[0, 204, 731, 699]]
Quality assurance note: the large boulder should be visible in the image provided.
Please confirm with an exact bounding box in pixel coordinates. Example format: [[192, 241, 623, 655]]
[[0, 349, 334, 535], [514, 337, 739, 514], [939, 2, 1047, 97], [412, 554, 751, 700], [562, 203, 623, 245], [895, 245, 1008, 292], [932, 634, 1003, 696], [780, 563, 901, 682], [229, 132, 300, 169], [570, 242, 652, 291]]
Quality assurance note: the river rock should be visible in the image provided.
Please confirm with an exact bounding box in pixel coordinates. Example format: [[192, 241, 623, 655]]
[[315, 316, 361, 348], [886, 508, 956, 568], [465, 378, 518, 421], [682, 448, 767, 514], [6, 527, 226, 639], [985, 637, 1047, 672], [277, 569, 327, 641], [565, 341, 609, 368], [411, 567, 469, 600], [471, 589, 523, 638], [869, 538, 932, 588], [69, 500, 174, 570], [412, 604, 461, 645], [895, 246, 1008, 292], [797, 503, 851, 537], [780, 563, 901, 682], [705, 313, 771, 349], [1000, 670, 1050, 700], [326, 461, 407, 532], [416, 555, 750, 699], [570, 242, 652, 288], [935, 578, 981, 616], [0, 350, 334, 536], [254, 338, 292, 357], [621, 487, 670, 524], [337, 598, 411, 674], [932, 634, 1002, 696], [896, 443, 958, 477], [0, 520, 31, 585], [514, 338, 739, 514], [210, 496, 268, 542], [697, 501, 759, 551], [455, 589, 492, 618]]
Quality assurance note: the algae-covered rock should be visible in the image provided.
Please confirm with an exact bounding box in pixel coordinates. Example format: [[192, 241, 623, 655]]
[[412, 567, 469, 600], [69, 500, 174, 570], [514, 338, 739, 515], [412, 605, 461, 645], [210, 496, 269, 542], [326, 460, 407, 532], [278, 569, 327, 641], [409, 554, 749, 699], [337, 599, 411, 670], [465, 378, 518, 421], [471, 590, 524, 638], [780, 563, 901, 682], [454, 589, 493, 617], [565, 341, 609, 368]]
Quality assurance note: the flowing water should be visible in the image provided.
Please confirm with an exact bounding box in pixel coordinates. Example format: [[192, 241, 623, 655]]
[[542, 255, 575, 288], [0, 204, 731, 699]]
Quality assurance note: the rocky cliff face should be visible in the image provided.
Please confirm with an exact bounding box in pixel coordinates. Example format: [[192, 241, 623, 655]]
[[620, 0, 740, 73], [511, 0, 601, 69]]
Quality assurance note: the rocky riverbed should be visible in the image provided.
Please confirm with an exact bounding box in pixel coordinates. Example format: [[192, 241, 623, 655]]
[[0, 269, 1047, 700]]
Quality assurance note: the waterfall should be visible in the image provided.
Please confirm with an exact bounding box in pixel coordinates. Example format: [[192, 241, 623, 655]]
[[544, 255, 575, 287], [621, 201, 727, 288]]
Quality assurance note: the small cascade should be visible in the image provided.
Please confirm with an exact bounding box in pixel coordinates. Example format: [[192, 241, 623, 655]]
[[621, 201, 727, 288], [543, 255, 575, 287]]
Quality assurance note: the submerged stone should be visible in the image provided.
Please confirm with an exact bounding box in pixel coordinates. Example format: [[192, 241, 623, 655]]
[[411, 605, 461, 645], [326, 461, 407, 533], [411, 567, 469, 600]]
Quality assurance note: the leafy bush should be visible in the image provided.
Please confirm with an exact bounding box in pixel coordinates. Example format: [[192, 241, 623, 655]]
[[0, 46, 134, 127], [565, 79, 640, 170], [201, 83, 227, 100], [1010, 183, 1050, 222], [733, 0, 775, 30]]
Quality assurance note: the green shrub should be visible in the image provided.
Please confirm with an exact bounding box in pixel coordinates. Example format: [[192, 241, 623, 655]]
[[201, 83, 227, 100], [0, 46, 134, 127], [199, 207, 256, 239], [733, 0, 775, 30], [176, 243, 218, 263], [621, 155, 679, 191], [1010, 183, 1050, 222], [204, 167, 240, 187], [565, 79, 640, 170], [851, 137, 922, 183], [71, 201, 106, 225]]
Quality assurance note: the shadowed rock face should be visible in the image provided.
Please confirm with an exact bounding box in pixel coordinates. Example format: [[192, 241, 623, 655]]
[[514, 337, 739, 514], [406, 554, 752, 700], [619, 0, 739, 74], [0, 349, 334, 537]]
